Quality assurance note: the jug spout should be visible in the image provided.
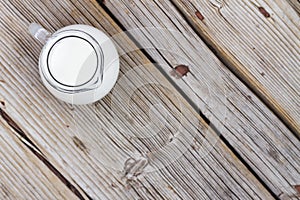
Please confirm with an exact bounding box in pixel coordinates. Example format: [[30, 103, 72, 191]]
[[28, 23, 51, 44]]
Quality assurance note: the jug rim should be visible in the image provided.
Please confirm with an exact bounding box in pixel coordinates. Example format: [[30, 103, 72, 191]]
[[40, 29, 104, 94]]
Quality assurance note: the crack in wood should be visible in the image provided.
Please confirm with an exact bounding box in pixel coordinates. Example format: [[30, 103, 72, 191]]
[[0, 183, 11, 199], [0, 108, 90, 200], [72, 136, 89, 154], [169, 0, 300, 139], [286, 0, 300, 16], [0, 108, 42, 154]]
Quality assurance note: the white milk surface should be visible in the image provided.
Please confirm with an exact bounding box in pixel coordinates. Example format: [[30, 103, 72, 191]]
[[48, 37, 98, 86]]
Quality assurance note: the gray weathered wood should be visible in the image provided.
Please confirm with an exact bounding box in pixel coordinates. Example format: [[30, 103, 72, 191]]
[[0, 0, 274, 199], [170, 0, 300, 135], [287, 0, 300, 15], [0, 117, 78, 200], [102, 0, 300, 198]]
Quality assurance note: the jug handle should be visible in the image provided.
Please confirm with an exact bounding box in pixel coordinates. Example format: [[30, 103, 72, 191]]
[[28, 23, 51, 44]]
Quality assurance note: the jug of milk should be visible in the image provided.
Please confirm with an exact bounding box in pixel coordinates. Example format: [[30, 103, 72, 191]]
[[29, 23, 119, 104]]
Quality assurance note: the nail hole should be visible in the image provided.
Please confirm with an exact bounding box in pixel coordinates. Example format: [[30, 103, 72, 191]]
[[258, 7, 270, 18], [195, 10, 205, 21], [0, 101, 5, 106], [170, 65, 190, 79]]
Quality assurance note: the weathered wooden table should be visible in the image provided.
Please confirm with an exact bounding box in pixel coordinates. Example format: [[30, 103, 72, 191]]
[[1, 0, 299, 199]]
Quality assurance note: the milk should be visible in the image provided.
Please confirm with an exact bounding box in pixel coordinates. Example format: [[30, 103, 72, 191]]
[[48, 37, 98, 86]]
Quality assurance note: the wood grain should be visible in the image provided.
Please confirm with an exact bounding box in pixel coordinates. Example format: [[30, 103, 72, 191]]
[[0, 117, 78, 200], [287, 0, 300, 15], [170, 0, 300, 135], [102, 0, 300, 198], [0, 0, 274, 199]]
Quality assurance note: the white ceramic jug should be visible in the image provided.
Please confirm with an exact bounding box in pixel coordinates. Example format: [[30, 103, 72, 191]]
[[29, 23, 119, 104]]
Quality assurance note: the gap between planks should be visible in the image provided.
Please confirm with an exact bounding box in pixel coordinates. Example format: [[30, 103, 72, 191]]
[[169, 0, 300, 137], [0, 113, 82, 200], [0, 108, 91, 199], [100, 0, 300, 198], [0, 0, 276, 199]]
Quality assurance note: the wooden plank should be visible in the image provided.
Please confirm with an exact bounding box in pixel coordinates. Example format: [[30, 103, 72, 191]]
[[287, 0, 300, 15], [101, 0, 300, 198], [170, 0, 300, 135], [0, 117, 78, 200], [0, 0, 274, 199]]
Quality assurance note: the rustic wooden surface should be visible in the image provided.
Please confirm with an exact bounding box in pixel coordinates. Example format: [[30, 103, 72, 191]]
[[0, 0, 299, 199], [103, 0, 300, 198], [0, 117, 78, 200], [287, 0, 300, 14], [171, 0, 300, 135]]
